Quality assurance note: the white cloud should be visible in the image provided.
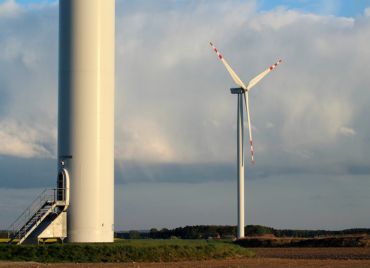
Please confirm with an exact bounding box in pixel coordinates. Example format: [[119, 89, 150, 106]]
[[366, 8, 370, 17], [0, 0, 21, 18], [0, 119, 55, 158], [266, 122, 275, 129], [0, 1, 57, 159], [116, 117, 176, 163], [281, 93, 352, 146], [0, 37, 38, 68], [338, 126, 356, 137]]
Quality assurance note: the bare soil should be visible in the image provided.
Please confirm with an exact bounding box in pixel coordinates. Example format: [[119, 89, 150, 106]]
[[236, 234, 370, 247], [253, 247, 370, 259], [2, 247, 370, 268]]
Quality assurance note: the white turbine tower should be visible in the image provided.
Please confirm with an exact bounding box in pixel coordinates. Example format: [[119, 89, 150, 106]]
[[210, 42, 282, 239]]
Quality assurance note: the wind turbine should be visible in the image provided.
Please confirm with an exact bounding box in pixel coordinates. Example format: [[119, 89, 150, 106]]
[[210, 42, 282, 239]]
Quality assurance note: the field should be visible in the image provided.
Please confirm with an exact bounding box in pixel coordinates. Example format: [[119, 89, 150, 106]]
[[2, 248, 370, 267], [0, 239, 254, 263], [235, 234, 370, 247], [2, 238, 370, 267]]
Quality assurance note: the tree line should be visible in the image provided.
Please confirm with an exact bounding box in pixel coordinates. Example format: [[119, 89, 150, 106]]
[[3, 226, 369, 240], [115, 225, 370, 239]]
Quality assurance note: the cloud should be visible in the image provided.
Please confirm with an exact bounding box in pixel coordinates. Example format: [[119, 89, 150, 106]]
[[0, 119, 55, 158], [0, 0, 369, 186], [0, 0, 21, 18], [338, 126, 356, 137], [366, 8, 370, 17], [1, 0, 370, 231], [116, 1, 370, 170], [0, 156, 55, 188], [0, 0, 57, 160], [116, 117, 177, 163]]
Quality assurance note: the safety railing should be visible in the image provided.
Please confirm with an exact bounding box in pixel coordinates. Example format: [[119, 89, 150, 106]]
[[7, 188, 65, 240]]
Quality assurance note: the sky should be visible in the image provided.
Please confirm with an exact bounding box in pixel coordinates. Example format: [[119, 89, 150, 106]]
[[1, 0, 370, 231]]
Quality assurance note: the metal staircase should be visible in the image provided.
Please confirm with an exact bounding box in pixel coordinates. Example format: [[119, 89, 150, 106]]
[[7, 188, 66, 244]]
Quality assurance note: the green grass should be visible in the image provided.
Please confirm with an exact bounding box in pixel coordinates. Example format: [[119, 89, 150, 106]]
[[0, 239, 255, 263]]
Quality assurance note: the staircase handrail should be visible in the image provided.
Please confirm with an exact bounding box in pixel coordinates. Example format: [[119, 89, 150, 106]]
[[7, 188, 64, 238]]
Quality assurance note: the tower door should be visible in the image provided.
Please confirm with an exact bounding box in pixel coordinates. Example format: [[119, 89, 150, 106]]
[[57, 169, 66, 201]]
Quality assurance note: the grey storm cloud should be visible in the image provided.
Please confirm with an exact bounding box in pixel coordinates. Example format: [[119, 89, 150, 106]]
[[0, 0, 370, 188], [0, 156, 55, 188]]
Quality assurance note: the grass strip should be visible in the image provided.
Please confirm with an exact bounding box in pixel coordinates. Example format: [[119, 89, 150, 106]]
[[0, 239, 255, 263]]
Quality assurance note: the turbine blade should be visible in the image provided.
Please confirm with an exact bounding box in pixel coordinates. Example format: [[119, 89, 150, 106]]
[[210, 42, 247, 90], [243, 92, 255, 164], [246, 59, 282, 91]]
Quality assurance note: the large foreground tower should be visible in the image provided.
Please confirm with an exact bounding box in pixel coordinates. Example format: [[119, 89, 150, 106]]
[[58, 0, 115, 242]]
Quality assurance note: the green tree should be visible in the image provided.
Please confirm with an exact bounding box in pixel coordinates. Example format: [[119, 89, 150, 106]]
[[128, 230, 141, 239]]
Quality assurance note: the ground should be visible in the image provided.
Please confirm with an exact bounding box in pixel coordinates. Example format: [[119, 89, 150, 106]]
[[2, 247, 370, 268]]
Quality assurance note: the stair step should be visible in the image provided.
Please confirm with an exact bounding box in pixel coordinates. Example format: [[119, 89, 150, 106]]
[[9, 197, 57, 243]]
